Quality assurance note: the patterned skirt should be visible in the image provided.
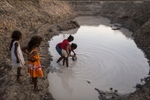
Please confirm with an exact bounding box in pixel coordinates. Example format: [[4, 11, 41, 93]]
[[28, 64, 43, 78]]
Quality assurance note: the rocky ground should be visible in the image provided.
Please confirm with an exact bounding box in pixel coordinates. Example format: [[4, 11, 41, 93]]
[[0, 0, 150, 100]]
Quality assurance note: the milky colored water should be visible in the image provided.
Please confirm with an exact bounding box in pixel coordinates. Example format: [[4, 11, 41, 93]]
[[48, 16, 149, 100]]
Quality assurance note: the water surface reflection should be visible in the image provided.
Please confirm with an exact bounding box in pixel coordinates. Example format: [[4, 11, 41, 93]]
[[48, 16, 149, 100]]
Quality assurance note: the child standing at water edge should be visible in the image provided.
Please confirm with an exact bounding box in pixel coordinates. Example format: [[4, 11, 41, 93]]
[[23, 35, 43, 91], [9, 30, 25, 84]]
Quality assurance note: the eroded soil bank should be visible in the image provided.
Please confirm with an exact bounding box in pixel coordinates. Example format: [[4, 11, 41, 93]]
[[0, 0, 150, 100]]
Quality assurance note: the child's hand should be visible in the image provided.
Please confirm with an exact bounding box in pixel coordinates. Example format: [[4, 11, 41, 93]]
[[27, 56, 37, 62], [70, 54, 76, 57], [70, 55, 73, 57], [27, 51, 37, 62]]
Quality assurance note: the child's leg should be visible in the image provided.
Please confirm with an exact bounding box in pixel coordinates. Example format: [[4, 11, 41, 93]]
[[32, 77, 38, 89], [63, 57, 68, 67], [61, 49, 68, 66], [66, 57, 69, 67], [33, 77, 42, 91], [17, 67, 21, 81], [57, 56, 63, 63], [31, 77, 34, 84], [63, 58, 65, 66]]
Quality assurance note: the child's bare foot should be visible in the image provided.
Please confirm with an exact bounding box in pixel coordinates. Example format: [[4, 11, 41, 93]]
[[16, 79, 23, 84], [33, 86, 43, 91]]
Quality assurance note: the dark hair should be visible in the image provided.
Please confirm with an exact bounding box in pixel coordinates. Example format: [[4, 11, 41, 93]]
[[11, 30, 22, 40], [27, 35, 43, 52], [67, 35, 74, 42], [71, 43, 77, 50]]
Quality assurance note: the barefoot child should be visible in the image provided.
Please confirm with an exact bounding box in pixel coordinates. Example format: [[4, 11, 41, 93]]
[[56, 42, 77, 67], [56, 35, 74, 67], [22, 35, 43, 91], [9, 30, 25, 84]]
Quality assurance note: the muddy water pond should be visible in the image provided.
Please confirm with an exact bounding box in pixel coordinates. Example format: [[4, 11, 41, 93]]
[[48, 16, 149, 100]]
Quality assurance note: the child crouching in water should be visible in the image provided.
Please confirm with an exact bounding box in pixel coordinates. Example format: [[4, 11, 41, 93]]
[[56, 42, 77, 67], [23, 35, 43, 91]]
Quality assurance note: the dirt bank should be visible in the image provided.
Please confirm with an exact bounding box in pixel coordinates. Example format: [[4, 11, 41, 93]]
[[0, 0, 79, 100], [0, 0, 150, 100]]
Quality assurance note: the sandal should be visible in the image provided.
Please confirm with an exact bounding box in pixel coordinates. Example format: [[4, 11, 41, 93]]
[[33, 86, 43, 91]]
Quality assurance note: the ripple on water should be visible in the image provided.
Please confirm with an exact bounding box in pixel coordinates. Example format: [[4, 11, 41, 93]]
[[48, 16, 149, 100]]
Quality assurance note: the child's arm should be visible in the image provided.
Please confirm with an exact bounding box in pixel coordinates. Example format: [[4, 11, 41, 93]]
[[28, 51, 38, 62], [66, 45, 76, 57], [72, 50, 76, 56], [22, 46, 29, 55], [69, 50, 76, 57], [14, 42, 20, 63], [9, 40, 13, 51], [66, 44, 71, 57]]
